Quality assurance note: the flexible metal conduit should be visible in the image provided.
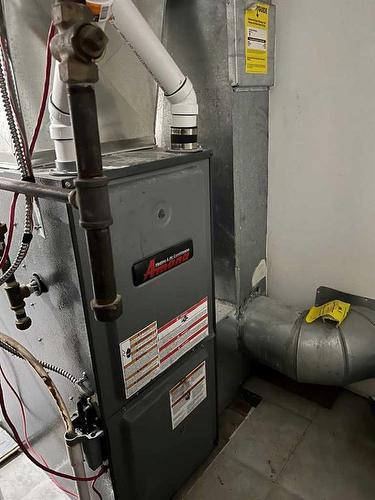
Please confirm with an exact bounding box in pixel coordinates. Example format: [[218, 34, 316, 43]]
[[242, 296, 375, 386], [0, 340, 92, 396], [0, 0, 33, 287]]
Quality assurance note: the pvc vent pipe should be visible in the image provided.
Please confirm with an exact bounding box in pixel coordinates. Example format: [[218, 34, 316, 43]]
[[111, 0, 199, 151]]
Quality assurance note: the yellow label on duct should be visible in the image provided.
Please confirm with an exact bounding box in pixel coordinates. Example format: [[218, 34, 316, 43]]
[[245, 2, 269, 74], [306, 300, 351, 327]]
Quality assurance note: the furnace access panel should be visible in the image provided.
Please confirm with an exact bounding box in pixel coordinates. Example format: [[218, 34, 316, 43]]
[[70, 149, 217, 500]]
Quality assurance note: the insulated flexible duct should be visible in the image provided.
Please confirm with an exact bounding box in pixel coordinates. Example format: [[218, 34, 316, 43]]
[[242, 296, 375, 386]]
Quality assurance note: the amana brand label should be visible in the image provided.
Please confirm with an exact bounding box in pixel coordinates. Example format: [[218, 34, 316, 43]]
[[245, 2, 269, 74], [132, 240, 194, 286], [119, 297, 209, 399], [169, 362, 207, 430]]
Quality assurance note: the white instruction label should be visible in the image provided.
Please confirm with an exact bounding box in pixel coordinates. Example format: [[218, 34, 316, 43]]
[[158, 297, 209, 372], [119, 297, 209, 399], [169, 362, 207, 430], [120, 322, 159, 399]]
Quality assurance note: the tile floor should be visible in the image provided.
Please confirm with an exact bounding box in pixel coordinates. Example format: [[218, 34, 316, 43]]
[[182, 377, 375, 500], [1, 376, 375, 499]]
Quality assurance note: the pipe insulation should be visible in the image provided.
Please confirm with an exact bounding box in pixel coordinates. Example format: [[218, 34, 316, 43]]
[[242, 296, 375, 386]]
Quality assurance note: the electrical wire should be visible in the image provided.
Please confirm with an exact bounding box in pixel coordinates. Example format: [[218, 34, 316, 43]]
[[0, 375, 107, 482], [0, 340, 93, 397], [29, 23, 55, 157], [0, 332, 106, 483], [0, 37, 33, 284], [92, 474, 104, 500], [0, 192, 18, 270], [0, 365, 78, 498], [0, 23, 55, 281]]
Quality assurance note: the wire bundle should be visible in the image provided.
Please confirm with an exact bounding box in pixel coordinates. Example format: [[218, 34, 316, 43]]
[[0, 23, 55, 283], [0, 332, 106, 499]]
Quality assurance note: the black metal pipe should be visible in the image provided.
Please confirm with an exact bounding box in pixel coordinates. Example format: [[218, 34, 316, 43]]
[[67, 85, 122, 322], [67, 86, 103, 179], [0, 177, 72, 203]]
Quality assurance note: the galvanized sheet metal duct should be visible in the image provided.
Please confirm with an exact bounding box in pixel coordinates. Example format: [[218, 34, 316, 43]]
[[242, 296, 375, 386]]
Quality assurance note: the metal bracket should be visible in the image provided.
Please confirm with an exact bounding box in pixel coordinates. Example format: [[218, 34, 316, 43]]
[[66, 396, 106, 471], [315, 286, 375, 311]]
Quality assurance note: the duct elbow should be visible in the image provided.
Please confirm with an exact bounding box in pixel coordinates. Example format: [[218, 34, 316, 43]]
[[242, 296, 375, 387]]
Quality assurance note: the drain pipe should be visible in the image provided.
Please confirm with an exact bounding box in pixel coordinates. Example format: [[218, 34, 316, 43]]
[[111, 0, 199, 151], [242, 296, 375, 386], [49, 64, 76, 174]]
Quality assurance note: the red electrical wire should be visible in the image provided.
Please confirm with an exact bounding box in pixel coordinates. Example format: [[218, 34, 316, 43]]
[[0, 371, 107, 484], [0, 365, 78, 498], [29, 23, 56, 157], [0, 23, 55, 271], [92, 474, 104, 500], [0, 192, 18, 270]]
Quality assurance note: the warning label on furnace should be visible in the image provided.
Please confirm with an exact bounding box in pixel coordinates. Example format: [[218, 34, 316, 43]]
[[120, 297, 209, 399], [120, 322, 159, 399], [158, 297, 209, 372], [245, 2, 269, 74], [169, 362, 207, 430]]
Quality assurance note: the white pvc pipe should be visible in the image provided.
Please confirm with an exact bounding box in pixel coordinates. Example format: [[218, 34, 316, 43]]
[[111, 0, 198, 129], [112, 0, 184, 95], [52, 63, 69, 115], [49, 3, 112, 171], [49, 62, 76, 170]]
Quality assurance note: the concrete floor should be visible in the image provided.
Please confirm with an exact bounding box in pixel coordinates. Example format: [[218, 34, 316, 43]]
[[1, 376, 375, 499]]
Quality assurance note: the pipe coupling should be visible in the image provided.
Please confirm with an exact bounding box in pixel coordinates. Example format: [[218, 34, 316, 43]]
[[75, 176, 113, 230], [170, 127, 199, 152]]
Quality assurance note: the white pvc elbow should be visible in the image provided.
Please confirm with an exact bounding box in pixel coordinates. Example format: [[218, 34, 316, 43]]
[[168, 78, 198, 129]]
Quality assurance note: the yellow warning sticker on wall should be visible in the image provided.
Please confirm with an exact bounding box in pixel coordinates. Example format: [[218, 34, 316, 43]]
[[245, 2, 269, 74], [306, 300, 351, 327]]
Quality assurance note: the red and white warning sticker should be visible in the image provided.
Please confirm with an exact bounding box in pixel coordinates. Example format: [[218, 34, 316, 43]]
[[169, 362, 207, 430], [158, 297, 209, 372], [119, 297, 209, 399], [120, 321, 160, 399]]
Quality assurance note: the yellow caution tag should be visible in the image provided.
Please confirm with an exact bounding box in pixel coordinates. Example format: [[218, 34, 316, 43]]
[[306, 300, 351, 327], [245, 2, 269, 74]]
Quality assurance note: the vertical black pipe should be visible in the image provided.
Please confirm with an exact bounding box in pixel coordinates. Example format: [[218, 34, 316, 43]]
[[68, 85, 122, 322]]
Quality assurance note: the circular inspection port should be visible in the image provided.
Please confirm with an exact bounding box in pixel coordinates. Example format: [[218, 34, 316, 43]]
[[155, 203, 172, 227]]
